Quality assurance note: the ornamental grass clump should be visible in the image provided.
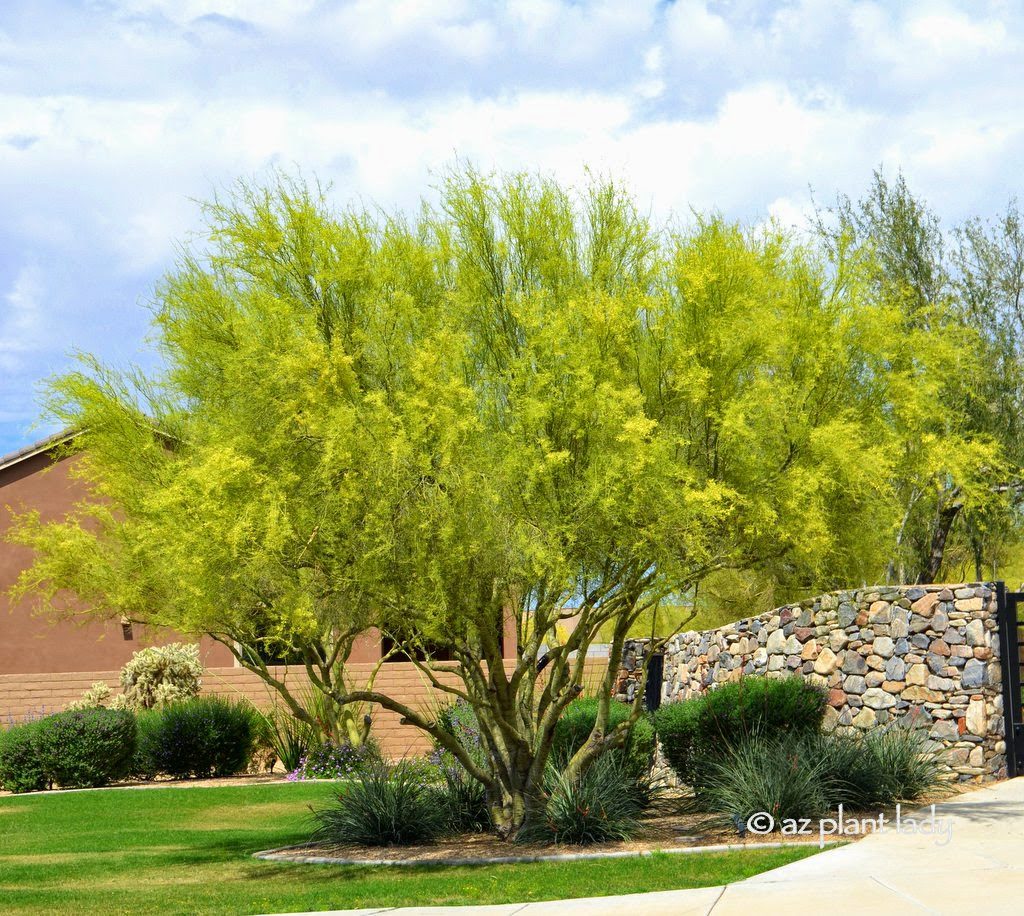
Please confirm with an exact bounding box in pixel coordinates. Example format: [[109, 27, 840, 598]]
[[815, 728, 946, 807], [434, 755, 491, 833], [311, 759, 447, 847], [520, 753, 650, 846], [256, 708, 318, 773], [698, 726, 947, 826], [862, 726, 946, 802], [698, 734, 832, 824]]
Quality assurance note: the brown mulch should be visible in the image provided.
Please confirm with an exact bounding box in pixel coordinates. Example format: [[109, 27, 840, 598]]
[[264, 781, 983, 866], [262, 801, 823, 865]]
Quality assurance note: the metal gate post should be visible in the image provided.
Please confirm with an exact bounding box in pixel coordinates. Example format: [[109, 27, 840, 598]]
[[644, 653, 664, 713], [997, 582, 1023, 778]]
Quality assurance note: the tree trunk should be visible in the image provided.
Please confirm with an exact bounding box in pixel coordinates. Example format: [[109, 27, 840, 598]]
[[489, 767, 546, 839], [917, 496, 963, 584]]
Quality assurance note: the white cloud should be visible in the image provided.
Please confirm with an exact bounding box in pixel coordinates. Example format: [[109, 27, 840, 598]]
[[0, 264, 44, 362], [0, 0, 1023, 451], [664, 0, 734, 57], [0, 264, 49, 432]]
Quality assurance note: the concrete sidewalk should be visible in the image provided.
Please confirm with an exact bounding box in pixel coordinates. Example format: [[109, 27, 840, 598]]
[[278, 777, 1024, 916]]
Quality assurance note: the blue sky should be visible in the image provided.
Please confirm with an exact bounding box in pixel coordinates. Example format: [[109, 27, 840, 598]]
[[1, 0, 1023, 455]]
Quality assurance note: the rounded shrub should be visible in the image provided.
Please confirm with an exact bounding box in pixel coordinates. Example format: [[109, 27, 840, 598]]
[[0, 721, 48, 793], [33, 708, 137, 789], [653, 675, 826, 785], [130, 709, 163, 780], [138, 696, 256, 778], [311, 759, 447, 846], [552, 697, 656, 780], [649, 699, 702, 785]]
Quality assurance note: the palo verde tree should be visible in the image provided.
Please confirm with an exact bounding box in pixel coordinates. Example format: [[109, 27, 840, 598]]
[[10, 169, 960, 836]]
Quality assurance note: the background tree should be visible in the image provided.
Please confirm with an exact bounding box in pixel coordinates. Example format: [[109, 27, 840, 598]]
[[9, 169, 980, 837], [951, 199, 1024, 580], [814, 170, 1007, 584]]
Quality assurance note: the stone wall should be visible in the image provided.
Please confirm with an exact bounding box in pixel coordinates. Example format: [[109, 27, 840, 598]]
[[617, 583, 1006, 780]]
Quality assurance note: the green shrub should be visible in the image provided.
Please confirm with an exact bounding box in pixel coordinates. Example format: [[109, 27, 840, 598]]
[[521, 753, 649, 845], [649, 700, 702, 785], [552, 698, 656, 780], [130, 709, 161, 780], [137, 697, 256, 778], [0, 722, 48, 793], [698, 734, 831, 823], [653, 675, 826, 785], [33, 708, 137, 789], [311, 759, 447, 846]]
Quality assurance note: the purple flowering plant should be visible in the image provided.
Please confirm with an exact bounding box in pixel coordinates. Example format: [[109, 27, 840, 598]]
[[287, 740, 378, 781]]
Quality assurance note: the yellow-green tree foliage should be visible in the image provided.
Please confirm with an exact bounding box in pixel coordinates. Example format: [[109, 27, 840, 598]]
[[9, 169, 998, 835], [815, 170, 1011, 586]]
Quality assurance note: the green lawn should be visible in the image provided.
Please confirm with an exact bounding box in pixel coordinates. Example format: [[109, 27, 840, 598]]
[[0, 782, 819, 915]]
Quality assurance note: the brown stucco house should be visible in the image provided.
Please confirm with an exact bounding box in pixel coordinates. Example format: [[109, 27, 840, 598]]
[[0, 430, 236, 679], [0, 432, 528, 754]]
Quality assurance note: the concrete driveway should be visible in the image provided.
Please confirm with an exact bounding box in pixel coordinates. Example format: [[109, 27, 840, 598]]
[[277, 776, 1024, 916]]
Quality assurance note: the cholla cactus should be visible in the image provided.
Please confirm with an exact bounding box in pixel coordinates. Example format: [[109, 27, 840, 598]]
[[151, 680, 196, 707], [65, 681, 113, 711], [65, 643, 204, 713], [109, 693, 134, 711], [120, 643, 202, 709]]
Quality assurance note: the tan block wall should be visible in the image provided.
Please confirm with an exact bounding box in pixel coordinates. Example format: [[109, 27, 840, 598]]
[[0, 658, 610, 758]]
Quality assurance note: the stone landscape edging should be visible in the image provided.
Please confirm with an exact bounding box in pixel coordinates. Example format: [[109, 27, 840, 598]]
[[251, 839, 843, 867]]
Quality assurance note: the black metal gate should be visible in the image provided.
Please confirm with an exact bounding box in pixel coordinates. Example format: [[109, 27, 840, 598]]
[[996, 582, 1024, 777]]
